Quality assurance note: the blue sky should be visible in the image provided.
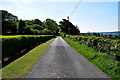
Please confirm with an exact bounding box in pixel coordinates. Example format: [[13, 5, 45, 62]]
[[0, 0, 119, 33]]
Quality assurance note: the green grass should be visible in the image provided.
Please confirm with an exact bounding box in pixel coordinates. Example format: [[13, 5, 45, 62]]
[[1, 38, 55, 78], [63, 37, 120, 80]]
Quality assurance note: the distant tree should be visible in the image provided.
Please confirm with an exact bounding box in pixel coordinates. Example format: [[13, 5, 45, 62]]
[[11, 21, 17, 34], [108, 35, 112, 38], [42, 18, 59, 35], [87, 31, 90, 36], [93, 33, 97, 36], [25, 20, 32, 25], [110, 35, 119, 39], [76, 25, 80, 34], [2, 10, 18, 21], [32, 19, 42, 25], [114, 35, 118, 39], [59, 19, 80, 35], [97, 33, 100, 37], [93, 33, 100, 37], [24, 25, 33, 35], [33, 24, 43, 30], [42, 28, 51, 35], [2, 10, 18, 34], [111, 35, 116, 39], [101, 33, 104, 37], [2, 10, 82, 35], [103, 35, 107, 38], [18, 19, 26, 34]]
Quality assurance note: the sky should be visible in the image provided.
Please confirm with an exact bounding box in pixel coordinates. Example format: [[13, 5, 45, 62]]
[[0, 0, 119, 33]]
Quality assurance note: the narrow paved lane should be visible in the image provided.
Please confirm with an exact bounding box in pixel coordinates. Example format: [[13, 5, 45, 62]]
[[25, 36, 107, 78]]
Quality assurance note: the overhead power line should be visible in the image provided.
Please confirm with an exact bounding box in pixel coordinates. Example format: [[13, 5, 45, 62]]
[[69, 0, 82, 18]]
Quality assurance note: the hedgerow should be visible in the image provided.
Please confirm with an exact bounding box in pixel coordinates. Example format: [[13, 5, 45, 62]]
[[1, 35, 55, 61], [66, 35, 120, 60], [63, 36, 120, 79]]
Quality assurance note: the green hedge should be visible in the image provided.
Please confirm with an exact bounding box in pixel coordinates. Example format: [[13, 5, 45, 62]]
[[2, 35, 54, 59], [66, 35, 120, 60]]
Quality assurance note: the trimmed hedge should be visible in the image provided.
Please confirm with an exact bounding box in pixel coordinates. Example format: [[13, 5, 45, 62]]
[[2, 35, 54, 59], [1, 38, 55, 78]]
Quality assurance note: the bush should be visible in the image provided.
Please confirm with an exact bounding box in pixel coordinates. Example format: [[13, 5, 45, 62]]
[[63, 37, 120, 79], [66, 35, 119, 59], [2, 35, 54, 59]]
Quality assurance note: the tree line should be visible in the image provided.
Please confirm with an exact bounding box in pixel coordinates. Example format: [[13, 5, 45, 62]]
[[2, 10, 80, 35]]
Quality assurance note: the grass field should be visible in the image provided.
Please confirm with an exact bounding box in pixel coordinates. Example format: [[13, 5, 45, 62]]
[[1, 38, 55, 78], [63, 37, 120, 79]]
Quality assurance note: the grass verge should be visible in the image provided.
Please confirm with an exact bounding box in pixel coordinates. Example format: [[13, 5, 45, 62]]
[[63, 37, 120, 79], [1, 38, 55, 78]]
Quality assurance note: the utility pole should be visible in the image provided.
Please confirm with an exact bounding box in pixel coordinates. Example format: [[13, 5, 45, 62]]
[[67, 16, 70, 35], [67, 16, 69, 21], [66, 0, 82, 35]]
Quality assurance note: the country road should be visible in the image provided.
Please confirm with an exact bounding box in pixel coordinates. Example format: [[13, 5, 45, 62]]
[[25, 36, 108, 78]]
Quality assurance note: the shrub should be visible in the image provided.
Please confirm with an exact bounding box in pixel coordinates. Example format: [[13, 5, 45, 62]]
[[2, 35, 54, 60], [65, 35, 119, 59]]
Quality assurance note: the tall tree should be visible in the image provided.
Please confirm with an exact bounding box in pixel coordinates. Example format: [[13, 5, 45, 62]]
[[59, 19, 80, 35], [2, 10, 18, 34], [18, 19, 26, 34], [42, 18, 59, 35], [32, 19, 42, 25]]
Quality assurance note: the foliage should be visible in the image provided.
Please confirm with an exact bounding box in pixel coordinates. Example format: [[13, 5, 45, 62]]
[[42, 18, 59, 35], [59, 19, 80, 35], [2, 10, 80, 35], [32, 19, 42, 25], [93, 33, 98, 36], [66, 35, 120, 60], [2, 35, 55, 61], [2, 10, 18, 35], [63, 37, 120, 79], [2, 10, 18, 21], [18, 19, 26, 34]]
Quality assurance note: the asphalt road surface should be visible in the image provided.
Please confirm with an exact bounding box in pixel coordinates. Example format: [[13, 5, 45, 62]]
[[25, 36, 108, 78]]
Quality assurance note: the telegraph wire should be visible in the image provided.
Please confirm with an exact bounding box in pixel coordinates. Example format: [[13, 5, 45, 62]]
[[68, 0, 82, 20]]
